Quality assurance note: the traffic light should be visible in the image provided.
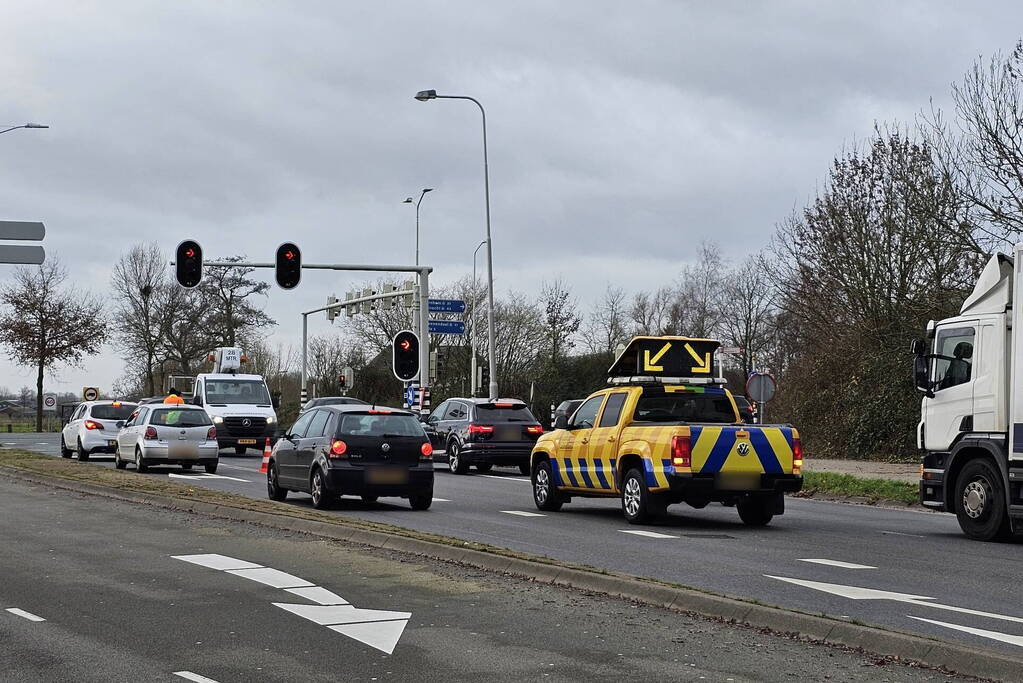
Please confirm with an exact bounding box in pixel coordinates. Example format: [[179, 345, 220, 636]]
[[480, 364, 490, 389], [175, 240, 203, 288], [275, 242, 301, 289], [326, 294, 339, 322], [392, 330, 420, 381]]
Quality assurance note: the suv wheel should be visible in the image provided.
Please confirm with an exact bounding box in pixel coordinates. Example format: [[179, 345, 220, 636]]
[[447, 441, 469, 475], [532, 460, 564, 512]]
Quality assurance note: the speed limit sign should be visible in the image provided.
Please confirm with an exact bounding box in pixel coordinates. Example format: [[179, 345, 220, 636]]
[[43, 393, 57, 411], [82, 387, 100, 401]]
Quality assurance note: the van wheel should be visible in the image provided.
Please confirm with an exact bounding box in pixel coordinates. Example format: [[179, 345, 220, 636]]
[[60, 435, 73, 458], [267, 462, 287, 501], [447, 441, 469, 474], [532, 460, 564, 512], [409, 491, 432, 510], [955, 459, 1011, 541], [310, 468, 333, 509], [621, 468, 664, 524], [77, 438, 90, 461], [737, 495, 775, 527], [135, 448, 148, 473]]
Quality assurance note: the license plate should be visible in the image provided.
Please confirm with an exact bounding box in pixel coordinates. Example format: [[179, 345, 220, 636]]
[[366, 467, 409, 485], [238, 439, 257, 445], [717, 473, 762, 490], [107, 440, 117, 447]]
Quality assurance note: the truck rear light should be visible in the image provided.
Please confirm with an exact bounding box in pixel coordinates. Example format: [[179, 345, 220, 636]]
[[420, 442, 433, 460], [526, 425, 543, 435], [84, 420, 102, 430], [144, 426, 158, 440], [671, 435, 691, 469], [793, 436, 803, 475], [468, 424, 494, 436], [330, 440, 348, 458], [207, 427, 217, 440]]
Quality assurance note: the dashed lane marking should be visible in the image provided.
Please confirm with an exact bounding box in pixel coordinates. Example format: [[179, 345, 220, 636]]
[[480, 475, 529, 482], [798, 559, 876, 569], [6, 608, 45, 622], [167, 473, 251, 483], [174, 672, 221, 683], [500, 510, 545, 517], [881, 530, 925, 538], [619, 530, 679, 539]]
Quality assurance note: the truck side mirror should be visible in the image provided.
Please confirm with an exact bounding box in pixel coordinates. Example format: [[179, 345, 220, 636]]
[[553, 415, 569, 430], [271, 394, 280, 410], [914, 355, 934, 398], [910, 338, 925, 356]]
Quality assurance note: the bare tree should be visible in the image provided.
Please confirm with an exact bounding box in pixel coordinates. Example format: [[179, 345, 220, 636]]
[[110, 243, 167, 396], [201, 256, 276, 347], [722, 263, 775, 377], [582, 285, 629, 355], [539, 279, 581, 365], [0, 260, 108, 430]]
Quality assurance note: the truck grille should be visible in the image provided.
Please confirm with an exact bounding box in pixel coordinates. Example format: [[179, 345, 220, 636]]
[[223, 416, 269, 437]]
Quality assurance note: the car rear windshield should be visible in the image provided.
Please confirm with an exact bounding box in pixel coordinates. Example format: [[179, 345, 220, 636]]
[[91, 404, 137, 420], [475, 403, 536, 422], [150, 409, 212, 427], [633, 393, 736, 424], [337, 413, 424, 438]]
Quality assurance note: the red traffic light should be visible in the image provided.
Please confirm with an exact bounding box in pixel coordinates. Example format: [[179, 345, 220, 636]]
[[184, 248, 195, 259], [175, 239, 203, 289], [392, 331, 420, 382], [400, 340, 411, 351], [275, 242, 302, 289]]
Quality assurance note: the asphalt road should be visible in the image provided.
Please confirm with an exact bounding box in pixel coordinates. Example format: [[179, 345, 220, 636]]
[[5, 432, 1023, 658], [0, 475, 965, 682]]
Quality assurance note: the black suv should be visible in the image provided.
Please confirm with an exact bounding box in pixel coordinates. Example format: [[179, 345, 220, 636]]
[[426, 398, 543, 475], [267, 405, 433, 510]]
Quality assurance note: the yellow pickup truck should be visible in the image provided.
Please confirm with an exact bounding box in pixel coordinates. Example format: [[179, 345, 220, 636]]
[[529, 342, 803, 526]]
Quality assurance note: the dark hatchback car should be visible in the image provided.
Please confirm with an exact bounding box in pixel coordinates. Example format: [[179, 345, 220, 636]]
[[267, 405, 433, 510], [300, 396, 368, 413], [732, 395, 755, 423], [426, 398, 544, 475], [551, 399, 584, 429]]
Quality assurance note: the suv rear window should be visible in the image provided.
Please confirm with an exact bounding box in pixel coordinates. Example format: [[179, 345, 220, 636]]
[[337, 413, 425, 438], [91, 404, 138, 420], [633, 393, 736, 424], [475, 403, 536, 422], [150, 409, 212, 427]]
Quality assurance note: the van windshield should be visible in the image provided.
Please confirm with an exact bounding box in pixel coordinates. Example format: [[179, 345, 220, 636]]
[[204, 380, 271, 405]]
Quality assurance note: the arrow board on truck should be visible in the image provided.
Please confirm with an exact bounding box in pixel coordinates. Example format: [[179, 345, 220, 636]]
[[608, 336, 720, 380]]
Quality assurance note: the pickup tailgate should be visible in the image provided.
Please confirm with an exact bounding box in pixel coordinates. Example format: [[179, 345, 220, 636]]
[[690, 425, 797, 475]]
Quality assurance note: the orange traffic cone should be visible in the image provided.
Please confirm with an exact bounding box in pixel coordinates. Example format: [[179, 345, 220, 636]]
[[259, 437, 271, 474]]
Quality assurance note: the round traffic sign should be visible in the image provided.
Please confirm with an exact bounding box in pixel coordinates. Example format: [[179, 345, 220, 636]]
[[745, 373, 777, 403], [43, 394, 56, 409], [83, 387, 99, 401]]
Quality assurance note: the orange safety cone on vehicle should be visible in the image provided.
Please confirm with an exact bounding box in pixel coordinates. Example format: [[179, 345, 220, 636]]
[[259, 437, 271, 474]]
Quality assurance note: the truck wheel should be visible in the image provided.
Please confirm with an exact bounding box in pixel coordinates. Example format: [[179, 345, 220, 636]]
[[737, 495, 775, 527], [954, 459, 1011, 541], [621, 468, 664, 524], [532, 460, 564, 512]]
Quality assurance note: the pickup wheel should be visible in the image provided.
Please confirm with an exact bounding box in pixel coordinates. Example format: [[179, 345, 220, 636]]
[[621, 468, 665, 524], [737, 494, 775, 527], [532, 460, 564, 512], [954, 459, 1011, 541]]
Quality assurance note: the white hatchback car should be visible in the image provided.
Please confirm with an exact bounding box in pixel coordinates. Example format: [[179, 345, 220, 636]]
[[61, 401, 138, 460], [116, 404, 219, 473]]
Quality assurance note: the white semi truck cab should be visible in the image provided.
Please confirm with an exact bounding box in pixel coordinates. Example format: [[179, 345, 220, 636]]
[[914, 246, 1023, 540], [191, 347, 278, 454]]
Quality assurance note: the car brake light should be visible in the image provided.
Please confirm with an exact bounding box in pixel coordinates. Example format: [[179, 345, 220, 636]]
[[367, 409, 392, 414], [468, 424, 494, 436], [792, 436, 803, 475], [144, 426, 158, 440], [84, 420, 102, 431], [494, 402, 514, 408], [421, 442, 433, 459], [330, 440, 348, 458], [671, 435, 691, 469], [207, 427, 217, 440], [526, 425, 543, 435]]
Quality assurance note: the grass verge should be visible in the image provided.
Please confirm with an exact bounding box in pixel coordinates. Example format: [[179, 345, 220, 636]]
[[797, 471, 918, 506]]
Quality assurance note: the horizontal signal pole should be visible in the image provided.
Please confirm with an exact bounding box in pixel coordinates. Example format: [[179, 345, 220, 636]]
[[172, 260, 432, 274]]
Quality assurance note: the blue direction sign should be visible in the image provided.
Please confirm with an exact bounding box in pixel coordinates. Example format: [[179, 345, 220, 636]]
[[428, 298, 466, 314], [403, 384, 417, 406], [428, 319, 466, 335]]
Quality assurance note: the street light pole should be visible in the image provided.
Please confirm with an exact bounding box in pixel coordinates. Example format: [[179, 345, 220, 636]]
[[415, 89, 499, 400], [402, 188, 433, 266], [0, 123, 48, 136], [471, 239, 487, 396]]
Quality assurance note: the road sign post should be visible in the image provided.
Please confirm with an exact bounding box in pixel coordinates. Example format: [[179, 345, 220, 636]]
[[42, 393, 56, 412]]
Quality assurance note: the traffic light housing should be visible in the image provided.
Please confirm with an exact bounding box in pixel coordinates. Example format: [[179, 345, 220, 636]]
[[175, 240, 203, 288], [392, 330, 420, 382], [275, 242, 301, 289], [480, 364, 490, 389]]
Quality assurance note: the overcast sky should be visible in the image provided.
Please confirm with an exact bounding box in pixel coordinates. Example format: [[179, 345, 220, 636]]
[[1, 1, 1019, 395]]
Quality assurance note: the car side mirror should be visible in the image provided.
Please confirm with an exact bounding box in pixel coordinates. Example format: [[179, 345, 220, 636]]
[[116, 420, 125, 428], [553, 415, 569, 430]]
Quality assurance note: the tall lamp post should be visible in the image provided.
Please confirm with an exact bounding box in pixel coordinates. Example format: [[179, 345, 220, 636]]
[[402, 188, 433, 266], [0, 123, 48, 136], [415, 89, 498, 400], [470, 239, 487, 396]]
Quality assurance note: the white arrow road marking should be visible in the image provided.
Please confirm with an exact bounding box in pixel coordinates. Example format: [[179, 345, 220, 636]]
[[619, 530, 679, 539], [172, 554, 262, 571], [168, 473, 250, 482], [6, 608, 45, 622], [285, 586, 349, 605], [908, 616, 1023, 648], [767, 575, 1023, 625], [174, 672, 220, 683], [328, 620, 409, 655], [226, 567, 314, 589], [500, 510, 545, 517], [798, 559, 876, 569]]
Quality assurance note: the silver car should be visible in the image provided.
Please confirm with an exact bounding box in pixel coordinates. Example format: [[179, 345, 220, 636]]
[[116, 404, 219, 473], [61, 400, 138, 460]]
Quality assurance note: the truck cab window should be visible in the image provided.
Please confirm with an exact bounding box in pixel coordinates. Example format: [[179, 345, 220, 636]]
[[932, 327, 975, 391]]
